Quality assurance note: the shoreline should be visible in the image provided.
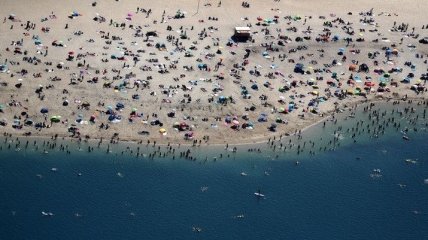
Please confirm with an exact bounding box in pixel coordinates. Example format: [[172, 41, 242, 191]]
[[2, 96, 426, 148]]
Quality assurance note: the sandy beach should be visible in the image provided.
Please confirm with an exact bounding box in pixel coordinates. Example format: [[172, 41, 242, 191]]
[[0, 0, 427, 145]]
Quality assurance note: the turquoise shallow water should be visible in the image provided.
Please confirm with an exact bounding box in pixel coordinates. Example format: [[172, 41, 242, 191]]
[[0, 103, 428, 240]]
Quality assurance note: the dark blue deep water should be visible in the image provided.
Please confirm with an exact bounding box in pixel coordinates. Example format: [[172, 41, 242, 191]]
[[1, 104, 428, 240]]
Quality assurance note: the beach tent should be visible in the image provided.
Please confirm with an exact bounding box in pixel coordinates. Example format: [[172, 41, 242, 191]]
[[89, 115, 96, 123], [288, 103, 295, 112], [218, 96, 227, 104], [24, 119, 33, 126], [258, 113, 268, 122], [354, 75, 362, 82], [349, 64, 357, 72], [278, 107, 287, 113], [116, 102, 125, 110], [268, 123, 277, 132], [198, 63, 207, 69], [225, 116, 232, 124], [184, 131, 194, 140], [359, 63, 369, 72], [50, 116, 61, 123], [294, 63, 304, 74], [0, 65, 8, 73], [179, 122, 189, 131], [401, 78, 411, 83]]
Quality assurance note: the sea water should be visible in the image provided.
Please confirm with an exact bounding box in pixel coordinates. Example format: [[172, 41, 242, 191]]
[[0, 102, 427, 240]]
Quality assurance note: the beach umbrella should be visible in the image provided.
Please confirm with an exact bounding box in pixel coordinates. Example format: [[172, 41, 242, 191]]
[[232, 120, 240, 125], [40, 107, 49, 113], [159, 128, 167, 133]]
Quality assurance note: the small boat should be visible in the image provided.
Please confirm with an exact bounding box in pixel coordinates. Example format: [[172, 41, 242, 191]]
[[370, 169, 382, 178], [240, 172, 248, 176], [192, 227, 202, 233], [254, 189, 265, 198], [51, 168, 57, 172], [42, 211, 54, 216], [405, 159, 417, 164], [402, 135, 410, 140]]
